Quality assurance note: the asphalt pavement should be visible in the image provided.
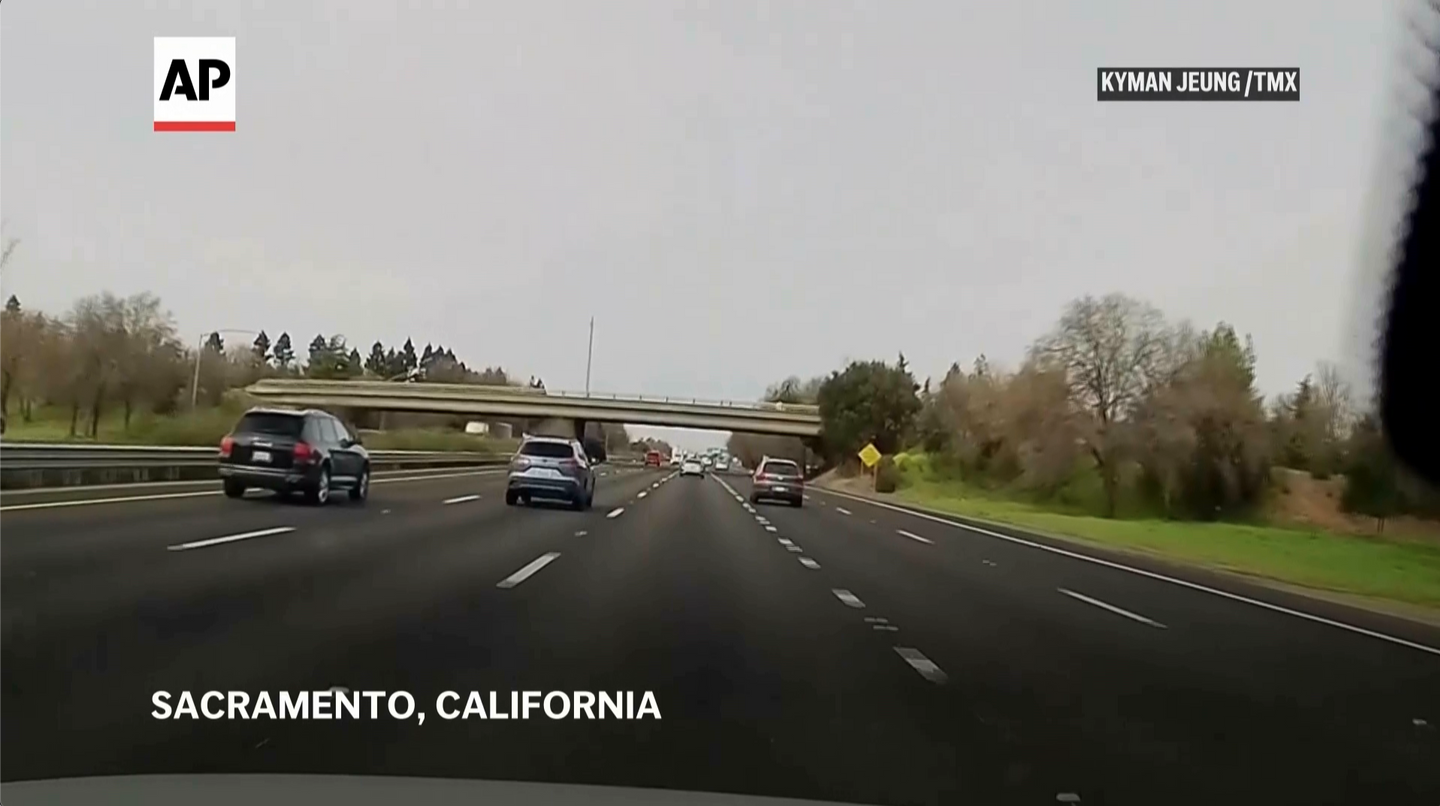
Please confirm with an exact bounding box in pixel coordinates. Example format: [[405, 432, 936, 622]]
[[3, 466, 1439, 805]]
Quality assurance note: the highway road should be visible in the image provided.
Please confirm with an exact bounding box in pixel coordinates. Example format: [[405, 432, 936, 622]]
[[3, 465, 1439, 805]]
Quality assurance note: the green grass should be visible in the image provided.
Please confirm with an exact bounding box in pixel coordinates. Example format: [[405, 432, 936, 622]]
[[889, 475, 1440, 610], [3, 406, 516, 454]]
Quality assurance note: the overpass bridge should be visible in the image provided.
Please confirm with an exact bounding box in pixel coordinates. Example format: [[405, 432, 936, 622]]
[[243, 379, 823, 439]]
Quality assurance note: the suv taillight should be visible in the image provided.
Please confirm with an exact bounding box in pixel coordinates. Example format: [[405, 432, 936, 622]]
[[293, 441, 315, 462], [219, 435, 235, 458]]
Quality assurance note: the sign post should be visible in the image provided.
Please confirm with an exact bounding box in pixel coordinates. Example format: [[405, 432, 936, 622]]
[[858, 442, 882, 491]]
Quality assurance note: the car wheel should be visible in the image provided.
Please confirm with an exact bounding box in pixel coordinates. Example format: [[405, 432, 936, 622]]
[[349, 465, 370, 502], [749, 493, 759, 504], [504, 490, 518, 506], [306, 466, 331, 506], [791, 498, 803, 508], [223, 480, 246, 499]]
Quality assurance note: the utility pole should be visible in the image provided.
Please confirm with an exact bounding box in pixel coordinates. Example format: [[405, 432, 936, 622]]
[[190, 328, 260, 411], [585, 317, 595, 396], [190, 332, 206, 411]]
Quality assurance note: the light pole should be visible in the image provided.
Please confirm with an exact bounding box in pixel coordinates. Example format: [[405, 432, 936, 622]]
[[191, 328, 260, 410], [584, 316, 595, 396]]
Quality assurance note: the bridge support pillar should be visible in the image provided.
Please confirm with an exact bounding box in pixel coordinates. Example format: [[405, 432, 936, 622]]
[[531, 417, 586, 441]]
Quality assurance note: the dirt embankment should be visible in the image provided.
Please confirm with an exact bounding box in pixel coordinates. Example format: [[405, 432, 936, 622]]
[[1265, 467, 1440, 541]]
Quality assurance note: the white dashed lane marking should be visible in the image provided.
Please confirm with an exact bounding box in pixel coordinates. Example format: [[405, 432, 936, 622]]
[[496, 552, 561, 589], [896, 529, 933, 545], [798, 557, 821, 569], [638, 491, 648, 499], [1059, 588, 1167, 629], [606, 507, 625, 519], [894, 647, 948, 684], [168, 526, 296, 552], [832, 589, 866, 609], [442, 494, 480, 505], [835, 507, 852, 516], [764, 525, 778, 533]]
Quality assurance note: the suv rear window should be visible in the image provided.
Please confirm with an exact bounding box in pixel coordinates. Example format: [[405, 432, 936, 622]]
[[234, 412, 305, 437], [520, 440, 577, 459], [761, 460, 801, 477]]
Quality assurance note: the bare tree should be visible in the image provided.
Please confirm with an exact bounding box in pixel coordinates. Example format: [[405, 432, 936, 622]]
[[1030, 293, 1171, 516], [1, 302, 46, 420], [1314, 361, 1356, 443], [112, 293, 183, 429]]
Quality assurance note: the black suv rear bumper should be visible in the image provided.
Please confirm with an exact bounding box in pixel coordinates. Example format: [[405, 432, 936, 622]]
[[219, 463, 322, 492]]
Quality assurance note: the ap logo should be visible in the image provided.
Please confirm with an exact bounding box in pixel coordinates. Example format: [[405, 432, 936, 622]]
[[154, 37, 236, 131]]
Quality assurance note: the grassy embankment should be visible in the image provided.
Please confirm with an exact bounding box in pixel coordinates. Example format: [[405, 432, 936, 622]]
[[835, 453, 1440, 612], [3, 403, 519, 454]]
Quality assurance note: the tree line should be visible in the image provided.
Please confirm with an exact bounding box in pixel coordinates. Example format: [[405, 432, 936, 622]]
[[744, 293, 1430, 528], [0, 291, 520, 437]]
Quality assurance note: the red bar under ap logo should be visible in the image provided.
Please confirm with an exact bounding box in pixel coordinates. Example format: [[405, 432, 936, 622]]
[[154, 37, 236, 132]]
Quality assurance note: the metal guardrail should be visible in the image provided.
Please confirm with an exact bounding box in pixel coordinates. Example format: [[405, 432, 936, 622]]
[[245, 378, 821, 416], [0, 443, 507, 471]]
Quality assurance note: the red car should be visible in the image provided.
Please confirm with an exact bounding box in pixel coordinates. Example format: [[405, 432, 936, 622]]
[[645, 450, 663, 468]]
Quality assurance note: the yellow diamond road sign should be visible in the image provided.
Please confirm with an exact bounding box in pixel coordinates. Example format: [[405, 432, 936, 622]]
[[858, 443, 881, 468]]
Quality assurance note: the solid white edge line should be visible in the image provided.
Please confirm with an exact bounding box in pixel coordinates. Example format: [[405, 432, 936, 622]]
[[810, 487, 1440, 657], [896, 529, 934, 545], [894, 647, 948, 683], [495, 552, 562, 589], [442, 494, 481, 504], [606, 507, 625, 519], [168, 526, 295, 551], [1058, 588, 1167, 629]]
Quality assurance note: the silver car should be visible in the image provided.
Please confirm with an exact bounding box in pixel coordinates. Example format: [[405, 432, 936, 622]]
[[505, 436, 595, 510]]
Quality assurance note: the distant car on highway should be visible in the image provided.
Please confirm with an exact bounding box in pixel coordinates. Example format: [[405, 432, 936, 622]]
[[701, 456, 713, 468], [218, 408, 370, 505], [680, 458, 704, 477], [645, 450, 663, 468], [669, 454, 682, 467], [750, 457, 803, 507], [506, 436, 595, 510], [714, 458, 730, 472]]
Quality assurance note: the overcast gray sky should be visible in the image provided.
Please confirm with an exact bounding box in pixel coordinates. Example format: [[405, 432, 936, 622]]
[[0, 1, 1413, 449]]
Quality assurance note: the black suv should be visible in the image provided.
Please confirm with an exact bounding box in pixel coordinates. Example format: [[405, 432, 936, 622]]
[[218, 408, 371, 505]]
